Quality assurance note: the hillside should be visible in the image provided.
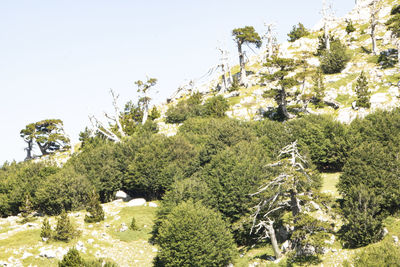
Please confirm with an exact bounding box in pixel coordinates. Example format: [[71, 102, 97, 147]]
[[2, 0, 400, 267]]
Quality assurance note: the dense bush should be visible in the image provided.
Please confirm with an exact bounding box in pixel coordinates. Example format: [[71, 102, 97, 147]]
[[339, 184, 383, 248], [54, 210, 79, 242], [58, 247, 85, 267], [319, 40, 351, 74], [126, 135, 199, 199], [84, 190, 105, 223], [288, 23, 309, 42], [155, 201, 236, 267], [202, 95, 229, 117], [287, 115, 349, 171], [345, 20, 356, 34], [378, 48, 398, 68], [35, 167, 92, 215], [165, 92, 203, 124]]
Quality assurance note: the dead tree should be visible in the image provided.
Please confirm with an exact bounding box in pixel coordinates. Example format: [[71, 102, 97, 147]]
[[217, 46, 232, 93], [369, 0, 382, 55], [321, 0, 334, 50], [250, 141, 312, 259], [88, 89, 125, 142], [263, 23, 278, 60]]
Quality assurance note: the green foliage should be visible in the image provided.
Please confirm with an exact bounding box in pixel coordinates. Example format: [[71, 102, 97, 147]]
[[19, 192, 34, 217], [386, 5, 400, 39], [311, 68, 326, 107], [84, 190, 105, 223], [54, 210, 79, 242], [20, 119, 70, 157], [40, 217, 52, 240], [339, 184, 383, 248], [352, 241, 400, 266], [130, 217, 138, 231], [315, 35, 336, 56], [288, 23, 309, 42], [126, 135, 199, 199], [35, 167, 91, 215], [345, 20, 356, 34], [319, 40, 350, 74], [378, 49, 398, 68], [355, 71, 370, 108], [228, 76, 240, 92], [202, 95, 229, 117], [288, 114, 349, 171], [155, 201, 236, 267], [148, 106, 160, 121], [232, 26, 262, 48], [58, 247, 85, 267], [289, 213, 331, 262], [165, 92, 203, 123]]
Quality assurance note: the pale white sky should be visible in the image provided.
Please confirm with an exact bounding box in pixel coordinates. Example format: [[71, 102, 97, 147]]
[[0, 0, 354, 163]]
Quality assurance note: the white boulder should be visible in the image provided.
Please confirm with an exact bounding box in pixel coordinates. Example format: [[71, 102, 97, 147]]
[[126, 198, 146, 207], [115, 190, 130, 201]]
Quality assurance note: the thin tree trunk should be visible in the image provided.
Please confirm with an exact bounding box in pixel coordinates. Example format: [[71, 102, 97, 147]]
[[371, 19, 377, 55], [25, 139, 33, 160], [221, 63, 227, 93], [277, 87, 290, 119], [237, 40, 246, 85], [142, 104, 149, 125], [290, 190, 301, 216], [266, 220, 282, 259]]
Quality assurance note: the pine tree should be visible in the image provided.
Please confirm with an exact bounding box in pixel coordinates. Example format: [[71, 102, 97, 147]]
[[84, 190, 105, 223], [58, 247, 85, 267], [19, 192, 33, 218], [54, 210, 77, 242], [130, 217, 138, 231], [311, 69, 326, 108], [355, 71, 371, 108], [40, 217, 52, 241]]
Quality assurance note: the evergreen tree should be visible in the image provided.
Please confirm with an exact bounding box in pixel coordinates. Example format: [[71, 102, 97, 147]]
[[84, 190, 105, 223], [319, 40, 350, 74], [311, 69, 326, 108], [54, 210, 77, 242], [355, 71, 371, 108], [58, 247, 85, 267], [345, 20, 356, 34], [261, 57, 299, 120], [130, 217, 138, 231], [19, 192, 34, 218], [288, 23, 309, 42], [232, 26, 262, 84], [40, 217, 52, 240]]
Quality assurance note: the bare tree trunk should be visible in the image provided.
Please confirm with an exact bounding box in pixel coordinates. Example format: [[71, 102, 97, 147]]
[[371, 9, 377, 55], [290, 190, 301, 216], [24, 139, 33, 160], [237, 40, 247, 85], [266, 220, 282, 259], [277, 87, 290, 119], [221, 63, 228, 93], [142, 103, 149, 125]]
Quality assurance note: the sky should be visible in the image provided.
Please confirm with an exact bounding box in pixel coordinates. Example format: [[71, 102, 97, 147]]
[[0, 0, 354, 163]]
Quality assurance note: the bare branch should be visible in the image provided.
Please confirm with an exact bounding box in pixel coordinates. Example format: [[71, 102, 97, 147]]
[[88, 115, 121, 143]]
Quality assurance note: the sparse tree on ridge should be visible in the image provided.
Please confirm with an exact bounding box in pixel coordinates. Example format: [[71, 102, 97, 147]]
[[20, 119, 70, 159], [232, 26, 262, 85], [135, 77, 157, 125]]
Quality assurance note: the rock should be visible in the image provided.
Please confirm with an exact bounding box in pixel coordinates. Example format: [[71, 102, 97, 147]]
[[42, 237, 48, 242], [105, 223, 110, 228], [21, 252, 33, 259], [88, 224, 93, 228], [331, 248, 338, 253], [120, 223, 128, 232], [148, 202, 158, 208], [115, 190, 130, 201], [39, 249, 56, 259], [393, 235, 399, 243], [382, 227, 389, 237], [76, 241, 86, 253], [325, 234, 336, 245], [152, 248, 158, 253], [224, 91, 240, 98], [281, 240, 291, 252], [87, 239, 94, 244], [351, 101, 359, 110], [126, 198, 146, 207], [310, 201, 321, 211]]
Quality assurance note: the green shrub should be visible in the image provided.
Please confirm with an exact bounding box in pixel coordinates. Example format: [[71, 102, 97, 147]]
[[40, 217, 52, 240], [165, 92, 203, 124], [339, 184, 384, 248], [130, 217, 138, 231], [352, 241, 400, 266], [345, 20, 356, 34], [288, 23, 309, 42], [319, 40, 351, 74], [155, 201, 236, 267], [202, 95, 229, 117], [84, 190, 105, 223], [58, 247, 84, 267], [378, 49, 398, 68], [54, 210, 79, 242], [355, 71, 371, 108]]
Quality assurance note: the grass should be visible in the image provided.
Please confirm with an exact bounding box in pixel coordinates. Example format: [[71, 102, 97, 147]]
[[108, 206, 156, 242], [336, 94, 357, 107], [321, 172, 341, 199], [234, 244, 287, 267]]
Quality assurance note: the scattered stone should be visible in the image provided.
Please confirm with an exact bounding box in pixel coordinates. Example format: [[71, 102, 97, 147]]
[[152, 248, 158, 253], [42, 237, 48, 242], [382, 227, 389, 237], [148, 202, 158, 208], [393, 235, 399, 243], [88, 224, 93, 228], [21, 252, 33, 259], [105, 223, 111, 228], [310, 201, 321, 211], [87, 239, 94, 244], [76, 241, 86, 253], [120, 223, 128, 232], [281, 240, 291, 252], [126, 198, 146, 207], [331, 248, 338, 253], [39, 249, 56, 259]]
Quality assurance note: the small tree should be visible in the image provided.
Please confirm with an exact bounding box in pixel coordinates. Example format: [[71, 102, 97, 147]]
[[130, 217, 138, 231], [54, 210, 77, 242], [58, 247, 85, 267], [311, 69, 326, 108], [345, 19, 356, 35], [288, 23, 309, 42], [232, 26, 262, 84], [319, 40, 350, 74], [19, 193, 34, 218], [84, 190, 105, 223], [40, 217, 52, 240], [355, 71, 371, 108], [202, 95, 229, 118], [155, 201, 236, 267]]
